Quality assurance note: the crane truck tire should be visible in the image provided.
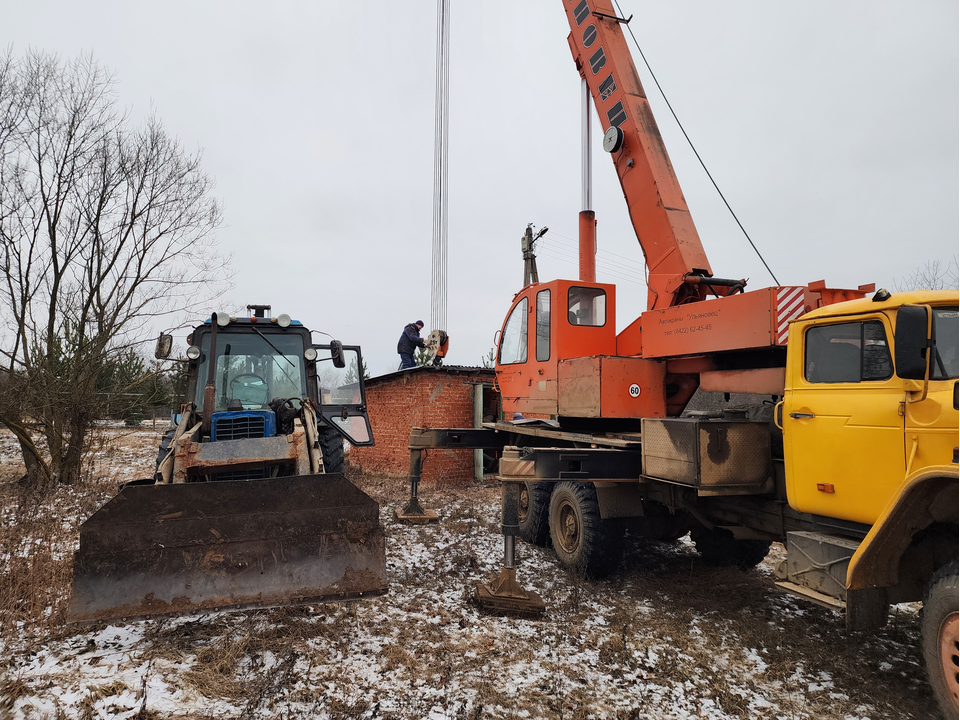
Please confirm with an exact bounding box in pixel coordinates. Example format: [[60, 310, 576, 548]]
[[318, 426, 345, 474], [548, 482, 623, 578], [519, 481, 552, 547], [923, 560, 959, 719], [690, 526, 771, 570]]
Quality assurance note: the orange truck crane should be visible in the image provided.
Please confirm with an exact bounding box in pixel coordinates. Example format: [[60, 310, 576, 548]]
[[407, 2, 957, 716]]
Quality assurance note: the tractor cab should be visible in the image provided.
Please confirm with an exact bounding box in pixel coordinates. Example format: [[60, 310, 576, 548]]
[[180, 312, 373, 447]]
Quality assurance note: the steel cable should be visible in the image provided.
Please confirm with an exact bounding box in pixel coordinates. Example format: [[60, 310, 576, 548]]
[[613, 0, 780, 285]]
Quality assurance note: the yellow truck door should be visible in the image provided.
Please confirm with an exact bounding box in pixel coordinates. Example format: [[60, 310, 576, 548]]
[[903, 306, 960, 471], [783, 316, 904, 524]]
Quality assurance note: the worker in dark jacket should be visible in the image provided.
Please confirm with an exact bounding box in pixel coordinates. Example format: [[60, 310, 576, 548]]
[[397, 320, 426, 369]]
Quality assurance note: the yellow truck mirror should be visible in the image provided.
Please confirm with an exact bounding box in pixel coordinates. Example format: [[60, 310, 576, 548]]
[[894, 306, 931, 380]]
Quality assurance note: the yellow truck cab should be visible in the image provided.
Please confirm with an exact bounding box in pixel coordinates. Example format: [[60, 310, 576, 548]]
[[781, 289, 958, 716], [783, 290, 957, 524]]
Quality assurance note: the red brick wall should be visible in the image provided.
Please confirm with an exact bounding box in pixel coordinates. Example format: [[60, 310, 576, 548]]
[[348, 368, 496, 486]]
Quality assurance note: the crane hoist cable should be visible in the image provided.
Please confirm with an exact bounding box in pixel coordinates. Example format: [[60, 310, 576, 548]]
[[613, 0, 780, 286]]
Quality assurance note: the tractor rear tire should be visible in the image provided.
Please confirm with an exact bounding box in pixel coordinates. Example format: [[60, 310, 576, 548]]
[[519, 481, 552, 547], [922, 560, 959, 719], [691, 526, 770, 569], [153, 427, 177, 482], [549, 481, 623, 578], [318, 426, 345, 474]]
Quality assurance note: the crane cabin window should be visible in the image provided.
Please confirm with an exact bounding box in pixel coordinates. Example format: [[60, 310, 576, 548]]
[[499, 297, 528, 365], [568, 287, 606, 327], [536, 289, 551, 361], [804, 320, 892, 384]]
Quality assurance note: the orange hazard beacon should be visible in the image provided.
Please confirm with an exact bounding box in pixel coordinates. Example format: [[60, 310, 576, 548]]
[[496, 0, 872, 422]]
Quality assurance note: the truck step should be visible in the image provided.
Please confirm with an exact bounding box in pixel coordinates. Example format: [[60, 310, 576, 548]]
[[775, 580, 846, 611]]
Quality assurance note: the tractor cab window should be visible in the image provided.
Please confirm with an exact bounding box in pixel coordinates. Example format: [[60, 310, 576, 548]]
[[568, 286, 606, 327], [931, 306, 959, 380], [195, 331, 307, 411], [804, 320, 892, 384], [499, 297, 528, 365]]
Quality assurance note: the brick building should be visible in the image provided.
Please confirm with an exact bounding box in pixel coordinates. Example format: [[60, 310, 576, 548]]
[[348, 366, 499, 485]]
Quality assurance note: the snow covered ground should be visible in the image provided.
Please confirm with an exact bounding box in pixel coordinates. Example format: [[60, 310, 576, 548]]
[[0, 428, 940, 719]]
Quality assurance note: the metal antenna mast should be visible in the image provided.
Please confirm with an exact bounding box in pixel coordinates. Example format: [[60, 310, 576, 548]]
[[430, 0, 451, 334]]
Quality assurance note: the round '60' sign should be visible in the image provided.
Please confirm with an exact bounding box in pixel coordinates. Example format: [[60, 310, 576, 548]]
[[628, 383, 641, 398]]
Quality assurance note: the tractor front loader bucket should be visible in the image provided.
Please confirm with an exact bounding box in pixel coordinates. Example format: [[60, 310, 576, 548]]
[[68, 474, 386, 624]]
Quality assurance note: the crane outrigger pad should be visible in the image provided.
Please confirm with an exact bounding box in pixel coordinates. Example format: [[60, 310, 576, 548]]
[[474, 569, 546, 619], [68, 474, 386, 624]]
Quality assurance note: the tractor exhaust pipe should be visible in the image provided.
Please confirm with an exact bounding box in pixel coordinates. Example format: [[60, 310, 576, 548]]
[[202, 312, 219, 437]]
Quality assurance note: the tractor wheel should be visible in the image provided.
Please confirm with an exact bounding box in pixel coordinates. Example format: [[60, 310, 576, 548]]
[[922, 560, 959, 718], [519, 481, 553, 547], [153, 427, 177, 482], [548, 482, 623, 578], [318, 426, 345, 474], [691, 526, 771, 569]]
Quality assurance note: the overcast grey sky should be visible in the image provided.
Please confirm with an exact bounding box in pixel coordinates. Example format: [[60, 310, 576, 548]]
[[5, 1, 958, 374]]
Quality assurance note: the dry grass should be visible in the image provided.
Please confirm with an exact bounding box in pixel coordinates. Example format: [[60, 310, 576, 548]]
[[0, 427, 942, 719], [0, 426, 160, 641]]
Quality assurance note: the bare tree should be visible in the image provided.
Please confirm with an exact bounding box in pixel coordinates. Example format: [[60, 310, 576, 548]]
[[0, 50, 229, 485], [895, 256, 959, 292]]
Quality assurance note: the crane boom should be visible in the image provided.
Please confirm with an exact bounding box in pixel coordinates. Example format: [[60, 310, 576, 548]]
[[492, 2, 874, 421], [563, 1, 711, 310]]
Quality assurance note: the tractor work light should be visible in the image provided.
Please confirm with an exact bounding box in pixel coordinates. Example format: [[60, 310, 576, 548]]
[[277, 314, 292, 328], [216, 313, 230, 327], [186, 346, 202, 360], [304, 347, 318, 361]]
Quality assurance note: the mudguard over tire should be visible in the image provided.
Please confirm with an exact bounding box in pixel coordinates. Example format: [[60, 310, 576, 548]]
[[549, 481, 623, 578], [519, 481, 552, 547], [923, 560, 959, 719], [691, 526, 771, 569]]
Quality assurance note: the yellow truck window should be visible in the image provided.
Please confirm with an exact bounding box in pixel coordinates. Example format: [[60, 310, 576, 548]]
[[931, 306, 959, 380], [804, 320, 892, 383]]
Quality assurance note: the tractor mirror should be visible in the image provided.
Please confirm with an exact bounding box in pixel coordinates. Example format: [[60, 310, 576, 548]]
[[894, 306, 931, 380], [330, 340, 346, 369], [155, 333, 173, 360]]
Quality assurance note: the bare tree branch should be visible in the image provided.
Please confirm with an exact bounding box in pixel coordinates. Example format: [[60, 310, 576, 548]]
[[0, 49, 231, 484], [895, 256, 960, 292]]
